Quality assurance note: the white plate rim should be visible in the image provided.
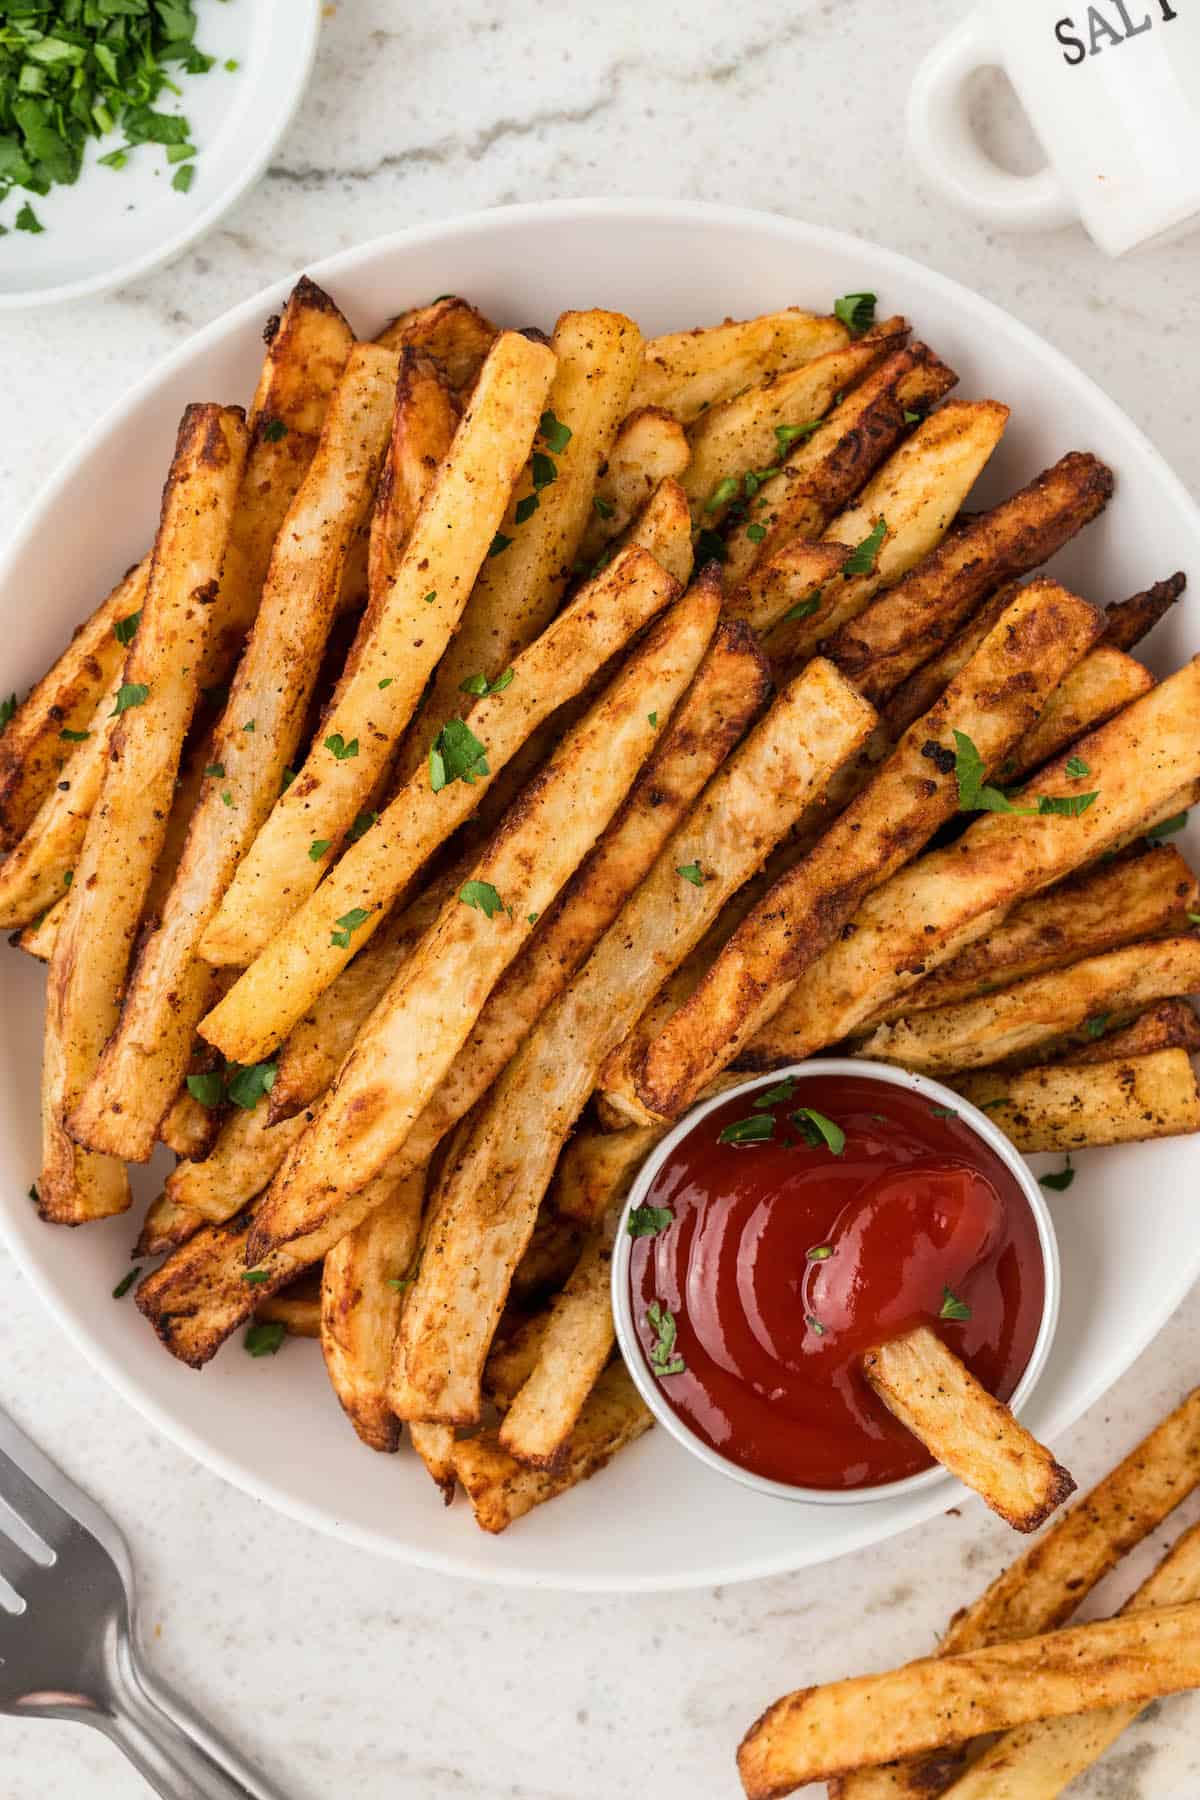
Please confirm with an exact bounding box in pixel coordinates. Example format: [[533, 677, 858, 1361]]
[[2, 197, 1199, 1592], [0, 0, 323, 312]]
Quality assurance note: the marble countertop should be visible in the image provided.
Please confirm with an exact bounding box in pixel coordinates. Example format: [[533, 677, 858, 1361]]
[[2, 2, 1199, 1795]]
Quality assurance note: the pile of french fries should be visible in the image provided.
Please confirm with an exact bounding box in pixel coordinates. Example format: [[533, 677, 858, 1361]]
[[4, 276, 1199, 1550], [739, 1387, 1200, 1799]]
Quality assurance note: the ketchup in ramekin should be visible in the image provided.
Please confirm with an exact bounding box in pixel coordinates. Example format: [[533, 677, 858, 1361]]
[[624, 1069, 1046, 1493]]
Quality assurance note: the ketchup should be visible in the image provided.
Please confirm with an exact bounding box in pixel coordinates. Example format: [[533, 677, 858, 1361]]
[[628, 1074, 1044, 1491]]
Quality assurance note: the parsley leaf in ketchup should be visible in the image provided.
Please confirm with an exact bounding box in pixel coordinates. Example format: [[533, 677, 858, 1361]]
[[629, 1074, 1043, 1491]]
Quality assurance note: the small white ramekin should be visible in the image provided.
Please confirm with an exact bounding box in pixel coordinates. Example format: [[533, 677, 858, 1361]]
[[611, 1057, 1061, 1507]]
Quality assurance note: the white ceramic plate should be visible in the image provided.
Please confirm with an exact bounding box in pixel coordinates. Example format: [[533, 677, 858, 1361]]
[[1, 201, 1197, 1592], [0, 0, 321, 309]]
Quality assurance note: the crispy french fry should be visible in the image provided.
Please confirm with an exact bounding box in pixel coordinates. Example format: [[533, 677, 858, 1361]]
[[372, 293, 498, 392], [861, 1327, 1075, 1532], [720, 343, 958, 587], [722, 538, 853, 638], [256, 1270, 323, 1339], [510, 1210, 588, 1307], [499, 1216, 617, 1467], [0, 558, 148, 856], [1005, 646, 1152, 782], [159, 1083, 219, 1162], [941, 1522, 1200, 1800], [574, 409, 691, 564], [551, 1122, 662, 1227], [452, 1362, 653, 1534], [740, 659, 1200, 1067], [320, 1166, 425, 1452], [246, 582, 719, 1264], [858, 846, 1198, 1026], [483, 1308, 555, 1411], [833, 1385, 1200, 1800], [135, 1190, 204, 1258], [15, 893, 65, 962], [409, 1420, 457, 1503], [166, 1107, 306, 1224], [737, 1603, 1200, 1798], [681, 324, 907, 522], [629, 309, 850, 423], [762, 400, 1010, 667], [392, 311, 643, 786], [366, 349, 461, 611], [955, 1047, 1200, 1151], [880, 583, 1022, 739], [630, 580, 1104, 1122], [41, 404, 249, 1224], [820, 452, 1115, 701], [1103, 570, 1186, 652], [862, 937, 1200, 1075], [388, 658, 875, 1424], [202, 329, 557, 965], [1065, 997, 1200, 1066], [201, 544, 686, 1065], [136, 1208, 305, 1365], [70, 347, 398, 1160], [621, 476, 694, 586]]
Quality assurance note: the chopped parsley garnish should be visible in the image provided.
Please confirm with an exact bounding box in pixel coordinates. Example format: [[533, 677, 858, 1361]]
[[705, 476, 739, 514], [627, 1204, 674, 1238], [378, 677, 394, 690], [1188, 913, 1200, 927], [242, 718, 255, 733], [955, 730, 1101, 819], [527, 911, 538, 924], [346, 809, 377, 842], [459, 668, 514, 698], [113, 610, 141, 646], [331, 908, 370, 949], [423, 591, 436, 605], [745, 523, 767, 544], [1150, 811, 1188, 839], [262, 418, 288, 442], [531, 451, 557, 491], [593, 494, 615, 519], [647, 712, 658, 727], [221, 790, 233, 807], [791, 1108, 846, 1155], [308, 838, 331, 861], [834, 292, 877, 336], [782, 596, 820, 624], [111, 682, 149, 715], [429, 718, 489, 791], [171, 163, 193, 194], [806, 1314, 826, 1336], [1065, 755, 1091, 779], [776, 420, 821, 452], [718, 1113, 774, 1147], [1038, 792, 1099, 818], [929, 1105, 958, 1118], [806, 1244, 833, 1262], [459, 879, 504, 918], [539, 410, 572, 454], [515, 493, 539, 525], [224, 1061, 277, 1111], [59, 726, 89, 742], [244, 1321, 286, 1358], [240, 1268, 270, 1285], [676, 861, 705, 887], [0, 694, 16, 731], [185, 1070, 225, 1109], [842, 518, 887, 576], [111, 1266, 141, 1300], [646, 1300, 684, 1377], [0, 2, 223, 232], [753, 1076, 797, 1108], [939, 1286, 971, 1321], [203, 762, 224, 778], [1084, 1014, 1109, 1040], [488, 531, 513, 558], [1040, 1158, 1076, 1192], [903, 409, 922, 425], [27, 1183, 38, 1204], [324, 733, 359, 761]]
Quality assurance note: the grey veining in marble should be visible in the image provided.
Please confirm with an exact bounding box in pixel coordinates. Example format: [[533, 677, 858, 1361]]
[[2, 1, 1199, 1795]]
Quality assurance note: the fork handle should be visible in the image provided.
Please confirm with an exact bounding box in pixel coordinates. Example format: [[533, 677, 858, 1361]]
[[98, 1636, 287, 1800]]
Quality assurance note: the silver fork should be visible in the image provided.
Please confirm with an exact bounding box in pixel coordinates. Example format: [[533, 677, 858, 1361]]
[[0, 1403, 286, 1799]]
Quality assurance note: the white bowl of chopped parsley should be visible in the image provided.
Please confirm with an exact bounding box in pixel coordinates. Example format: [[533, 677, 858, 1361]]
[[0, 0, 321, 307]]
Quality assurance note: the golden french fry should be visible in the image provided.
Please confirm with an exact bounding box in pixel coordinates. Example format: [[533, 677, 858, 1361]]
[[452, 1362, 653, 1534], [320, 1166, 425, 1452], [409, 1420, 457, 1502], [861, 1328, 1075, 1532], [941, 1522, 1200, 1800], [15, 893, 65, 963], [833, 1385, 1200, 1800], [366, 348, 461, 609], [1006, 646, 1152, 783], [863, 936, 1200, 1074], [621, 475, 694, 586], [858, 846, 1198, 1027], [741, 659, 1200, 1067], [574, 408, 691, 565], [201, 543, 684, 1065], [720, 342, 958, 587], [629, 308, 850, 423], [1065, 997, 1200, 1066], [202, 329, 557, 965], [821, 452, 1115, 701], [388, 657, 875, 1425], [723, 538, 853, 638], [510, 1210, 588, 1307], [0, 558, 148, 856], [70, 346, 398, 1160], [392, 310, 643, 786], [256, 1270, 323, 1339], [372, 293, 498, 392], [551, 1121, 663, 1227], [483, 1308, 554, 1411], [41, 403, 249, 1225], [955, 1047, 1200, 1151], [1103, 570, 1186, 652], [135, 1190, 204, 1259], [762, 400, 1010, 667], [245, 582, 719, 1265], [681, 324, 907, 523], [738, 1603, 1200, 1798], [630, 580, 1104, 1123], [498, 1217, 617, 1467], [136, 1208, 305, 1366]]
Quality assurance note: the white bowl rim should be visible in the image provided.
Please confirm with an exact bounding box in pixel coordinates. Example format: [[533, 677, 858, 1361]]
[[0, 0, 323, 312], [2, 199, 1198, 1591], [611, 1058, 1062, 1508]]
